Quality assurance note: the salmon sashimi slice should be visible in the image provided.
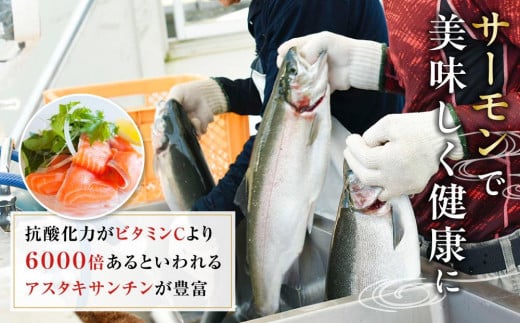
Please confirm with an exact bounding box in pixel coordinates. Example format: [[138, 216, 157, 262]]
[[57, 164, 118, 206], [109, 135, 136, 152], [100, 150, 143, 191], [25, 155, 72, 195], [72, 135, 113, 175]]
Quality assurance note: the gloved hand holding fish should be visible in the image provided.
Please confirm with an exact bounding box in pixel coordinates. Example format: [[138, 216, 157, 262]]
[[344, 110, 464, 201], [277, 31, 384, 93], [326, 161, 421, 300], [166, 78, 229, 135], [242, 47, 331, 316]]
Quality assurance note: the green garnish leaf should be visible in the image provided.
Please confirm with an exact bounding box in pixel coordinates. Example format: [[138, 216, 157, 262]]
[[22, 129, 57, 151], [50, 102, 77, 139], [22, 101, 119, 175]]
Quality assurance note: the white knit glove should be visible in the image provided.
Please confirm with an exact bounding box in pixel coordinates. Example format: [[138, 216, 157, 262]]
[[344, 109, 464, 201], [277, 31, 384, 92], [165, 78, 228, 135]]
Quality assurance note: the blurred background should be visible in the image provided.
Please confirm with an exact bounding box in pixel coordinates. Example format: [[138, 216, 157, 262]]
[[0, 0, 258, 143]]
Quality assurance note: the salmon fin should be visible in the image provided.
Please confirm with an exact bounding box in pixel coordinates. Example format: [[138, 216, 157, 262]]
[[390, 199, 407, 249], [392, 207, 404, 249], [307, 203, 315, 234], [283, 255, 301, 287], [234, 175, 249, 216], [245, 166, 254, 213], [307, 117, 320, 146], [281, 232, 327, 308]]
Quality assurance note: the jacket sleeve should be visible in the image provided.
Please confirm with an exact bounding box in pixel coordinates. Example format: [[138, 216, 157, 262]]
[[382, 48, 406, 94], [213, 76, 263, 116]]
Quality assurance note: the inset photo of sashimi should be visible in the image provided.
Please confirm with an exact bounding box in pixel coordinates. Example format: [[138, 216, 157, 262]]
[[18, 94, 144, 219]]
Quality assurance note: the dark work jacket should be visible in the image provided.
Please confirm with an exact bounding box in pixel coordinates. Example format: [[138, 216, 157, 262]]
[[192, 0, 403, 217]]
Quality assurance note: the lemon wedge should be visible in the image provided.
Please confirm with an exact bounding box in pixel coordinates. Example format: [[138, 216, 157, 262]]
[[116, 118, 142, 146]]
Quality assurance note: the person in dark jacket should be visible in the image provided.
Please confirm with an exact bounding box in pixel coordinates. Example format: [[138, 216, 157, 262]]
[[160, 0, 402, 223]]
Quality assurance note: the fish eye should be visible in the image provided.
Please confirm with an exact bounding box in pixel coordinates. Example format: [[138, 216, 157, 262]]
[[285, 64, 297, 76]]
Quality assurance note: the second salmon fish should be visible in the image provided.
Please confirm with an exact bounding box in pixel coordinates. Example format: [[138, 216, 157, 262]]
[[153, 99, 215, 211], [245, 47, 331, 316], [326, 163, 421, 300]]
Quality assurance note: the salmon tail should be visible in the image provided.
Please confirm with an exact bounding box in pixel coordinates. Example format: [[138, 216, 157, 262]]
[[233, 173, 249, 216], [306, 203, 315, 234]]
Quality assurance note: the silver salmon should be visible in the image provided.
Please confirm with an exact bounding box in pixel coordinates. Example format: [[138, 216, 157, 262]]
[[152, 99, 215, 211], [245, 47, 331, 316], [326, 162, 421, 299]]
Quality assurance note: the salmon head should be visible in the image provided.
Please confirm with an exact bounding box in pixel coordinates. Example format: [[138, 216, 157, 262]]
[[278, 47, 328, 115], [345, 166, 405, 249], [346, 169, 390, 216]]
